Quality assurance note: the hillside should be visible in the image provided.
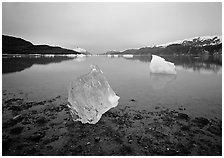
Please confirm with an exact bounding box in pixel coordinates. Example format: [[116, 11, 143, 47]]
[[105, 36, 222, 56], [2, 35, 87, 55]]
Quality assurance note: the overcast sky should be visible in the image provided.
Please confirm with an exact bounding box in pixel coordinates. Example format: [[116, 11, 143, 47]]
[[2, 2, 222, 54]]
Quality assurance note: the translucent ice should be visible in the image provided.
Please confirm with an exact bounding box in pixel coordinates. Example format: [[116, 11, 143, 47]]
[[67, 65, 120, 124], [150, 55, 176, 75]]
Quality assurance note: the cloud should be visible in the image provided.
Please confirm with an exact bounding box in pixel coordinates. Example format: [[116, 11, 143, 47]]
[[2, 2, 222, 54]]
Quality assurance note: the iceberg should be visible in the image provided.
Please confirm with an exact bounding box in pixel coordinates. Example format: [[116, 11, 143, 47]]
[[67, 65, 120, 124], [150, 55, 176, 75], [123, 54, 134, 58]]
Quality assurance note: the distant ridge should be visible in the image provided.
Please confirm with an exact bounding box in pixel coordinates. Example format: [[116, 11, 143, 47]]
[[2, 35, 90, 55], [157, 35, 222, 47], [105, 35, 222, 56]]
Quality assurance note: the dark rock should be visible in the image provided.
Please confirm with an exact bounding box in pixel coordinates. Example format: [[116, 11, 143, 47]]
[[2, 137, 12, 155], [192, 117, 209, 128], [207, 125, 221, 136], [31, 110, 38, 114], [26, 147, 38, 155], [29, 131, 45, 142], [94, 136, 100, 142], [22, 102, 34, 109], [36, 116, 48, 125], [128, 139, 133, 144], [155, 106, 160, 110], [73, 145, 82, 153], [130, 99, 136, 102], [3, 115, 24, 129], [133, 113, 143, 120], [164, 149, 179, 156], [5, 98, 23, 104], [180, 125, 190, 131], [119, 145, 133, 155], [43, 135, 59, 144], [46, 145, 53, 150], [178, 107, 184, 111], [8, 105, 22, 111], [176, 113, 190, 121], [10, 126, 24, 135], [56, 95, 61, 99]]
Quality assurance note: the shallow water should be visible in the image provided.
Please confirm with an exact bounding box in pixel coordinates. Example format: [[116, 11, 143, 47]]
[[2, 55, 222, 119]]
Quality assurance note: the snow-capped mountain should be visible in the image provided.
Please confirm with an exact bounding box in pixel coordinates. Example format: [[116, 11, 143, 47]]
[[105, 50, 121, 54], [105, 35, 222, 56], [73, 47, 87, 53], [157, 35, 222, 47]]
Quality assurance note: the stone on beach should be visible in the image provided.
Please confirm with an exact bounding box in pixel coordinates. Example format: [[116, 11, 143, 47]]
[[150, 55, 176, 75], [67, 65, 120, 124]]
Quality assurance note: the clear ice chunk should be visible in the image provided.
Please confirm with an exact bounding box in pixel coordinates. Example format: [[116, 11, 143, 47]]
[[150, 55, 177, 75], [67, 65, 120, 124]]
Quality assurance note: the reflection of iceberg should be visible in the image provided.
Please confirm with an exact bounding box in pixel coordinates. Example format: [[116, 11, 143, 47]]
[[150, 73, 176, 90], [150, 55, 176, 75], [44, 54, 55, 57], [67, 65, 120, 124], [66, 54, 77, 58], [123, 54, 133, 58], [77, 54, 86, 57], [74, 56, 86, 62]]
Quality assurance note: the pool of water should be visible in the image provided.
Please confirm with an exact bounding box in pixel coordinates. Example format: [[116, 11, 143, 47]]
[[2, 55, 222, 119]]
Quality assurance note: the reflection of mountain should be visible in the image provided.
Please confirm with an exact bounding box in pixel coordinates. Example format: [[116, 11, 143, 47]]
[[149, 73, 176, 90], [124, 55, 152, 62], [163, 55, 222, 74], [2, 56, 74, 74], [122, 55, 221, 74]]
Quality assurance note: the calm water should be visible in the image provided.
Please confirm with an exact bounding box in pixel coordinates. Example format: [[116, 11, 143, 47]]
[[2, 55, 222, 119]]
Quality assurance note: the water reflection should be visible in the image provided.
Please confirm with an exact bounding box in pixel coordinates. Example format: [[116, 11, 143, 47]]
[[73, 55, 87, 62], [149, 73, 176, 90], [121, 55, 221, 74], [2, 56, 74, 74]]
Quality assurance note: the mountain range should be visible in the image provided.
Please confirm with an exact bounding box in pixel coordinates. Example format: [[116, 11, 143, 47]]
[[2, 35, 222, 56], [105, 36, 222, 56], [2, 35, 90, 55]]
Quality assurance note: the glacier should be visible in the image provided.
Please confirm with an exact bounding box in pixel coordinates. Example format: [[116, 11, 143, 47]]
[[67, 65, 120, 124], [150, 55, 176, 75]]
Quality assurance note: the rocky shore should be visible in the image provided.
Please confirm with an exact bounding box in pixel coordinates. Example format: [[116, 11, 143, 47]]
[[2, 90, 222, 156]]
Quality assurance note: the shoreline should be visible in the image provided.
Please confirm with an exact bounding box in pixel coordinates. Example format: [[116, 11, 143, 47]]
[[2, 90, 222, 156]]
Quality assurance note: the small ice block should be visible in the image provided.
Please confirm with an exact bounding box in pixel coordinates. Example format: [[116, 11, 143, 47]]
[[67, 65, 120, 124], [150, 55, 176, 75]]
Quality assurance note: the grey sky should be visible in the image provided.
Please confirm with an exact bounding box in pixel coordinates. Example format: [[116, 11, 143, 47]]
[[2, 2, 222, 54]]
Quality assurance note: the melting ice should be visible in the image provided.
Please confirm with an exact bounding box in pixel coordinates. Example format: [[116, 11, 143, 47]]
[[150, 55, 176, 75], [67, 65, 120, 124]]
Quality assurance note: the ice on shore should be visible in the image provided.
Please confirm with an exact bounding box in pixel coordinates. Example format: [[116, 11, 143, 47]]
[[150, 55, 176, 75], [67, 65, 120, 124]]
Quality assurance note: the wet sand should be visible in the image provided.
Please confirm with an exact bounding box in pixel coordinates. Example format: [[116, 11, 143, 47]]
[[2, 90, 222, 156]]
